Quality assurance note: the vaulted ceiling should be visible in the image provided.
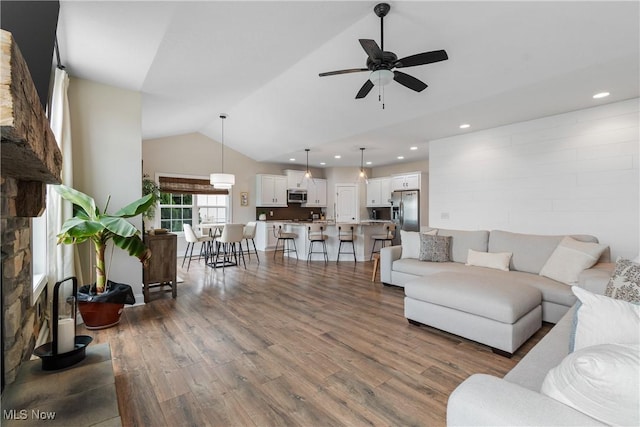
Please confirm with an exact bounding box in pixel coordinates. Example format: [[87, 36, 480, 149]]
[[57, 1, 639, 168]]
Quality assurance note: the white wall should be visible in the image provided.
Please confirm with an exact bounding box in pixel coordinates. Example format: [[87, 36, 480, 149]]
[[429, 98, 639, 259], [68, 78, 146, 302]]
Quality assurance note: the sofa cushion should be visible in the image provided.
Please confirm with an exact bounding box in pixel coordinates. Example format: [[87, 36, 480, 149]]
[[436, 229, 489, 264], [392, 258, 469, 277], [488, 230, 600, 275], [571, 287, 640, 352], [541, 343, 640, 427], [466, 249, 512, 271], [539, 237, 608, 285], [399, 230, 420, 259], [404, 271, 541, 324], [604, 257, 640, 303], [508, 270, 577, 307], [419, 234, 451, 262]]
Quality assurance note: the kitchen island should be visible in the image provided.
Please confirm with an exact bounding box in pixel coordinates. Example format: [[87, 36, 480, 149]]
[[255, 220, 394, 262]]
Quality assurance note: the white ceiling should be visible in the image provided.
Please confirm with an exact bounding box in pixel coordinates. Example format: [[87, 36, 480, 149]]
[[57, 1, 639, 169]]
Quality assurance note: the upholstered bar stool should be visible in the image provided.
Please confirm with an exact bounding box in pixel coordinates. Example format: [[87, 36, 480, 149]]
[[336, 224, 357, 263], [370, 223, 396, 260], [242, 221, 260, 263], [273, 225, 298, 259], [307, 223, 328, 262], [182, 223, 213, 271]]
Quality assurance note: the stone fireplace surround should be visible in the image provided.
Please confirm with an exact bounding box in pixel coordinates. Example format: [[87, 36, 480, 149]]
[[1, 29, 62, 387]]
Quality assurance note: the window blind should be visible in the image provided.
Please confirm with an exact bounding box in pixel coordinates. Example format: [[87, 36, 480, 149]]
[[158, 176, 229, 195]]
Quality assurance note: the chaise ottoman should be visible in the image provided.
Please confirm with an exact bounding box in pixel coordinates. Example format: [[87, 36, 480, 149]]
[[404, 271, 542, 356]]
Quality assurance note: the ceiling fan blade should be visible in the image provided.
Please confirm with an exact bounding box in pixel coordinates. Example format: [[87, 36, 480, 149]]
[[395, 50, 448, 68], [393, 71, 428, 92], [355, 79, 374, 99], [319, 68, 369, 77], [359, 39, 383, 61]]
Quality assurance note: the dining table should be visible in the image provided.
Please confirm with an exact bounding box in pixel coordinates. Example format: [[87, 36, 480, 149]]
[[198, 223, 245, 269]]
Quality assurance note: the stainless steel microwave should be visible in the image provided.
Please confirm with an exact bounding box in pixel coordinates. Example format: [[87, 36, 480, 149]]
[[287, 190, 307, 203]]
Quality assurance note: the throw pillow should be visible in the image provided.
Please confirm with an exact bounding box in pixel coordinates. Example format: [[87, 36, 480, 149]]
[[419, 234, 451, 262], [604, 257, 640, 304], [570, 286, 640, 352], [400, 230, 421, 259], [465, 249, 512, 271], [541, 343, 640, 427], [539, 236, 608, 285]]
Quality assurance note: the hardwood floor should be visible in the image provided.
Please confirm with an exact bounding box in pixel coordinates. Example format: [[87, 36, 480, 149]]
[[83, 253, 551, 427]]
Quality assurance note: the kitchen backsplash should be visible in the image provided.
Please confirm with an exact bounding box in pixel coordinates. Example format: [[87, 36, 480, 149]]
[[256, 206, 323, 221]]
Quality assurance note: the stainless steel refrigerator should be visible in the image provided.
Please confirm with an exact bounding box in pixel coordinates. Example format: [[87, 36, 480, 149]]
[[390, 190, 420, 245]]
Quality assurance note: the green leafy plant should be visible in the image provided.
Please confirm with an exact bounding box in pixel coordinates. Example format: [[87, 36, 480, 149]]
[[142, 174, 161, 221], [55, 185, 154, 294]]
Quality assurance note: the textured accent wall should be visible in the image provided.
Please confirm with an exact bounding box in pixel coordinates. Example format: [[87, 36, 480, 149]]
[[429, 98, 639, 259]]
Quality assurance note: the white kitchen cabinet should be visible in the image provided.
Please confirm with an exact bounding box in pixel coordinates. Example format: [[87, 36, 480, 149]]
[[391, 173, 421, 191], [305, 178, 327, 207], [366, 177, 391, 207], [285, 170, 307, 190], [256, 174, 287, 207]]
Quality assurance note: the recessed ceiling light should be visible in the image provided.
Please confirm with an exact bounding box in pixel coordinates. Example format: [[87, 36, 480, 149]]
[[320, 162, 326, 166], [366, 161, 372, 165], [593, 92, 610, 99], [410, 146, 418, 151], [289, 158, 295, 161], [334, 155, 341, 159], [397, 156, 404, 160], [459, 123, 471, 129]]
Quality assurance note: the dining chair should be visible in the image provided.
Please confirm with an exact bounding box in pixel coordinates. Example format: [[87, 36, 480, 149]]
[[242, 221, 260, 263], [214, 223, 246, 269], [182, 223, 213, 271]]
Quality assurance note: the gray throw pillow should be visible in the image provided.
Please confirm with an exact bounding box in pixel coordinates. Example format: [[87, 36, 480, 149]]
[[605, 258, 640, 304], [419, 234, 451, 262]]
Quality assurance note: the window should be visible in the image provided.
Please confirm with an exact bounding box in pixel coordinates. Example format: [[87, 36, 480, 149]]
[[159, 193, 193, 232], [157, 176, 230, 232], [31, 210, 48, 305]]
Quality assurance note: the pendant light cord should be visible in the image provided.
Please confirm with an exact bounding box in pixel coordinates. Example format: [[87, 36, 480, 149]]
[[220, 114, 226, 173]]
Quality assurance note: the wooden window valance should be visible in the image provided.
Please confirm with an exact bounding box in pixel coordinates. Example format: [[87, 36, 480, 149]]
[[158, 176, 229, 195]]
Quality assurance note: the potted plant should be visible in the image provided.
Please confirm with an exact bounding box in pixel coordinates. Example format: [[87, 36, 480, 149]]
[[55, 185, 154, 329], [142, 174, 161, 229]]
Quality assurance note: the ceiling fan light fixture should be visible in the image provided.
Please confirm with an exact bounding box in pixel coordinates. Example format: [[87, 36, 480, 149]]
[[369, 69, 394, 86]]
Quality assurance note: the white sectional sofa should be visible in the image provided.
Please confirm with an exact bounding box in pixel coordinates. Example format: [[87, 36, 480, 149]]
[[380, 229, 612, 355], [447, 268, 639, 426]]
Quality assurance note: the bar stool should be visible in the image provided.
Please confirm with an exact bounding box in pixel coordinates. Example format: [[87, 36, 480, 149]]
[[370, 223, 396, 260], [307, 223, 328, 262], [182, 223, 213, 271], [273, 225, 298, 259], [242, 221, 260, 263], [336, 224, 357, 263]]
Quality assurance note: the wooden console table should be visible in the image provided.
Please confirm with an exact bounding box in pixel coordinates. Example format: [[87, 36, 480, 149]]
[[143, 232, 177, 303]]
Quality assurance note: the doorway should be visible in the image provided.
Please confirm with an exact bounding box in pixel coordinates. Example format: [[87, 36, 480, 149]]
[[335, 184, 359, 223]]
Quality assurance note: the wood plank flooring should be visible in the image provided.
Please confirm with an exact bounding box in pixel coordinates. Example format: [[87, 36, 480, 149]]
[[83, 253, 551, 427]]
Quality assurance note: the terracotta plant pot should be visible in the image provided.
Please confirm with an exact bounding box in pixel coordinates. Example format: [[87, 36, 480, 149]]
[[78, 301, 124, 330]]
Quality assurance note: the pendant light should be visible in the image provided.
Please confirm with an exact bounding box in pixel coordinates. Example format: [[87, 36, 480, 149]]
[[304, 148, 313, 181], [359, 147, 369, 184], [210, 113, 235, 189]]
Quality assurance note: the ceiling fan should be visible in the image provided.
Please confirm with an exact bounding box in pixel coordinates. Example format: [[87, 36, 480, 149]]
[[319, 3, 448, 100]]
